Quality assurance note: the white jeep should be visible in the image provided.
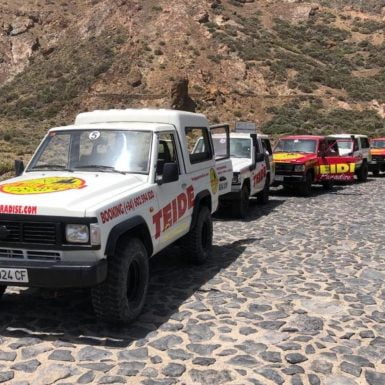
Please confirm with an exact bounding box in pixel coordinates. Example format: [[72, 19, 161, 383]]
[[0, 109, 233, 323], [329, 134, 371, 182], [195, 130, 272, 218]]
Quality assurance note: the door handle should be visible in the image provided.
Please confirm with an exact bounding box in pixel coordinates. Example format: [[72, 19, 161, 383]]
[[219, 177, 226, 181]]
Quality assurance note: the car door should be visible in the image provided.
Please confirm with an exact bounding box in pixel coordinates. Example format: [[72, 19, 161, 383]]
[[250, 136, 267, 194], [153, 131, 191, 248], [209, 124, 232, 195], [261, 137, 275, 183], [318, 138, 356, 182]]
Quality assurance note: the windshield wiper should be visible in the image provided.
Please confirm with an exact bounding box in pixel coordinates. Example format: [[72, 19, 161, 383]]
[[30, 164, 73, 172], [72, 165, 127, 175]]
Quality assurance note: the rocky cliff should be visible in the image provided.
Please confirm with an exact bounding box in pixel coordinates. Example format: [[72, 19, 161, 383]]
[[0, 0, 384, 171]]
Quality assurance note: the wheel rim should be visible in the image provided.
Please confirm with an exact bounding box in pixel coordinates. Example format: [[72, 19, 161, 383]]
[[126, 259, 141, 305]]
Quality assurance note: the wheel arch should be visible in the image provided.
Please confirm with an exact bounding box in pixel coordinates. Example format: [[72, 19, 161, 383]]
[[105, 216, 153, 257], [189, 189, 212, 231]]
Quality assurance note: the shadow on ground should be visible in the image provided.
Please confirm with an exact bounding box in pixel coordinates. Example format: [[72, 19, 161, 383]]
[[214, 198, 286, 223], [0, 238, 252, 348]]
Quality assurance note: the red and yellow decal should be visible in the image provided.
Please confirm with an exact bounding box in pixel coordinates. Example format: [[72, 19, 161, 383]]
[[319, 163, 355, 175], [316, 161, 355, 181], [210, 168, 219, 194], [273, 153, 304, 161], [153, 185, 194, 239], [0, 177, 86, 195], [0, 204, 37, 215]]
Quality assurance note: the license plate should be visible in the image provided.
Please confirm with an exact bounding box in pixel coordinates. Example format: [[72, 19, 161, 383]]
[[0, 268, 28, 283], [371, 161, 377, 164], [275, 175, 284, 181]]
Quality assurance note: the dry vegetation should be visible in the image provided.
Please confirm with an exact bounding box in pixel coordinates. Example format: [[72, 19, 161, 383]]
[[0, 0, 384, 175]]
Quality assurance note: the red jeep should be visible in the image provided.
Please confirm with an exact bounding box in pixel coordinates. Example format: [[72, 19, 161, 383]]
[[273, 135, 356, 196]]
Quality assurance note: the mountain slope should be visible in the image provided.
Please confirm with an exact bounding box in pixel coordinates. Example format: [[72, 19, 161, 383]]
[[0, 0, 384, 173]]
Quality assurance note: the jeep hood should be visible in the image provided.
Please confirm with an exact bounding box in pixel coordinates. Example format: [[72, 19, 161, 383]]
[[273, 152, 317, 164], [231, 157, 252, 173], [0, 172, 147, 217]]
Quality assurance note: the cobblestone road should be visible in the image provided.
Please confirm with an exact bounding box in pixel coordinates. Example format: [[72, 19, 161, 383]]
[[1, 178, 385, 385]]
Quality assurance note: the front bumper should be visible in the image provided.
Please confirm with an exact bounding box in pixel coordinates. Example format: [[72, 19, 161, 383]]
[[0, 259, 107, 288], [274, 173, 306, 184], [369, 160, 385, 171]]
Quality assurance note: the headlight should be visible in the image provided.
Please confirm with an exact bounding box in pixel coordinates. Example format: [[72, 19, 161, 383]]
[[232, 173, 241, 185], [294, 165, 305, 172], [65, 224, 89, 244]]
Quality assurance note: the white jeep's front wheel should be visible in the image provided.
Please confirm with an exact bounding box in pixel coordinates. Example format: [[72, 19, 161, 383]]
[[91, 238, 149, 324]]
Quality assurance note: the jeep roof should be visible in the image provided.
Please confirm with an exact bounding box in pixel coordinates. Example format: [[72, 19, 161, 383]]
[[277, 135, 324, 140], [47, 122, 174, 133], [330, 134, 368, 139], [75, 108, 208, 127]]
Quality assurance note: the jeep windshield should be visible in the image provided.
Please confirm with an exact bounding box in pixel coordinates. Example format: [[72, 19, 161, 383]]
[[275, 139, 317, 154], [28, 130, 152, 174], [195, 137, 251, 158], [371, 140, 385, 149]]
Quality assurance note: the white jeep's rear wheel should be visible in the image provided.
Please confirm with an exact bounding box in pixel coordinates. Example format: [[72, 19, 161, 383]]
[[180, 206, 213, 265]]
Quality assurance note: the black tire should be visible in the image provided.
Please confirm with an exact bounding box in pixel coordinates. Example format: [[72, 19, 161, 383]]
[[357, 162, 368, 182], [180, 206, 213, 265], [232, 184, 250, 218], [256, 176, 270, 205], [0, 286, 6, 298], [322, 180, 333, 190], [299, 171, 312, 196], [91, 238, 149, 324]]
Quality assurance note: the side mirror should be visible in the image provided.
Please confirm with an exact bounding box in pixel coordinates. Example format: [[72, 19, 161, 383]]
[[158, 162, 179, 185], [255, 153, 265, 163], [14, 160, 25, 176]]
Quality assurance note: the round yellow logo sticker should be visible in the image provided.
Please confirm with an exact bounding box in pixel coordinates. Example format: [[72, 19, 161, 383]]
[[209, 168, 219, 194], [0, 177, 86, 195]]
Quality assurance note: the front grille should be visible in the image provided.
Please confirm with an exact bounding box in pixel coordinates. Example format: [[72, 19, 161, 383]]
[[0, 248, 61, 261], [23, 223, 57, 244], [27, 250, 61, 261], [372, 155, 385, 161], [275, 163, 294, 172], [0, 249, 23, 259], [0, 221, 57, 245]]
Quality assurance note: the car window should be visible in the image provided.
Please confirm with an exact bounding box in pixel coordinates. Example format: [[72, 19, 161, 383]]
[[156, 132, 179, 176], [360, 137, 369, 149], [185, 127, 212, 164]]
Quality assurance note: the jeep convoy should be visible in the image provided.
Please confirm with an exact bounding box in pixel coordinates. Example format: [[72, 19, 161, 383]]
[[0, 109, 380, 323], [273, 135, 356, 196], [0, 109, 234, 323]]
